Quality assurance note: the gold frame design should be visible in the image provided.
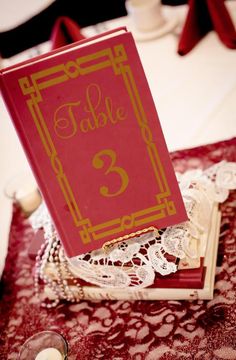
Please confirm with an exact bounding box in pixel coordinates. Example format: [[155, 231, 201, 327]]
[[19, 44, 176, 245]]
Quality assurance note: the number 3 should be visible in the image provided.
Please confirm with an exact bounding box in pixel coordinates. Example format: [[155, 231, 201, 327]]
[[92, 149, 129, 197]]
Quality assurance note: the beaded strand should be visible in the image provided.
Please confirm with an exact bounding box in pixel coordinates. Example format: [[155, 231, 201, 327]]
[[34, 231, 84, 308]]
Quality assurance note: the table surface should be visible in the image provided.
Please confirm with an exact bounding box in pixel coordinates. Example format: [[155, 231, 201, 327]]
[[0, 2, 236, 275], [1, 137, 236, 359]]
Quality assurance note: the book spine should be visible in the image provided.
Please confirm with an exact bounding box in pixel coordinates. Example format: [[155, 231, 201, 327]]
[[45, 284, 213, 301], [0, 74, 74, 257]]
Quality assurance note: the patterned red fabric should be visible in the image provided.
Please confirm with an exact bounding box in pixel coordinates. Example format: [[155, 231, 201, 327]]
[[1, 138, 236, 360]]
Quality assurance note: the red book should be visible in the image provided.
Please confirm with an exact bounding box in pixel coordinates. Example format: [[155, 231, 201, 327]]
[[153, 258, 205, 289], [29, 229, 205, 289], [1, 28, 187, 257], [63, 265, 206, 290]]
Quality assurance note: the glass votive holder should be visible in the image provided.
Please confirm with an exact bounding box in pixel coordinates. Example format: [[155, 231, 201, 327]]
[[18, 330, 68, 360], [4, 171, 42, 216]]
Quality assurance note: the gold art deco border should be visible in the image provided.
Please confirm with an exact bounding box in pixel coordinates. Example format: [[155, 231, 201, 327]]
[[18, 44, 176, 245]]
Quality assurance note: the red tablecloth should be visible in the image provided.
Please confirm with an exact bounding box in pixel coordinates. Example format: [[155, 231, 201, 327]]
[[1, 138, 236, 360]]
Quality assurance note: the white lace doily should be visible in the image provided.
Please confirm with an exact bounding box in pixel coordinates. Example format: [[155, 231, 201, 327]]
[[31, 161, 236, 289]]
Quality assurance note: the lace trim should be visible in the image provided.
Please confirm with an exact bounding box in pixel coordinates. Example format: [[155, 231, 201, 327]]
[[31, 161, 236, 291]]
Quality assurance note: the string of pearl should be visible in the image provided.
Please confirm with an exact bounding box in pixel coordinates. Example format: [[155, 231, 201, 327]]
[[34, 229, 84, 308]]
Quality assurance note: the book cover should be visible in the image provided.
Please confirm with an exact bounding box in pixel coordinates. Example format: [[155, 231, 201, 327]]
[[1, 28, 187, 257]]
